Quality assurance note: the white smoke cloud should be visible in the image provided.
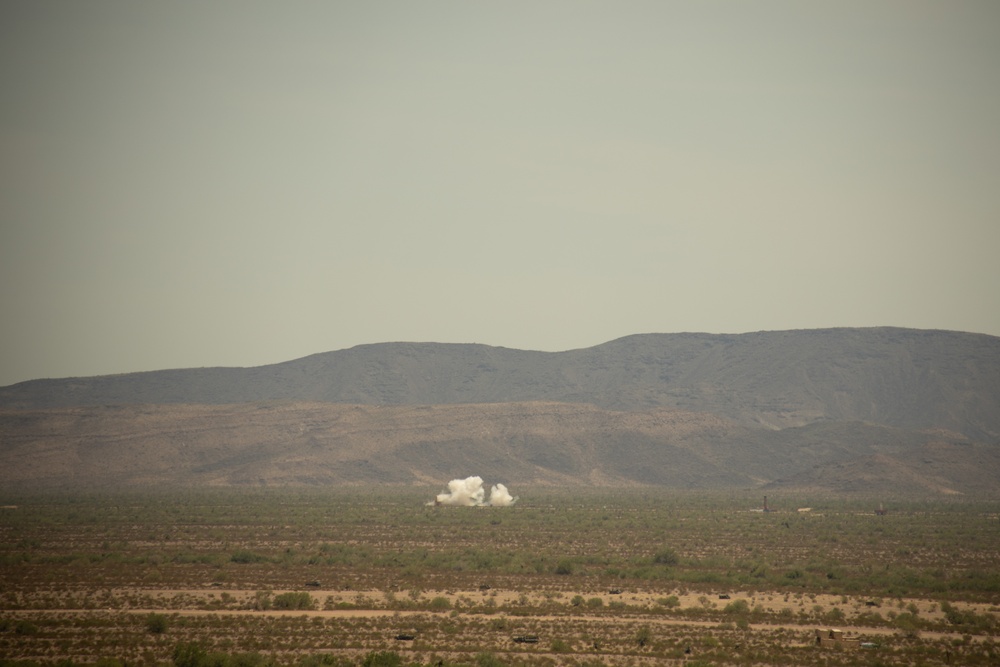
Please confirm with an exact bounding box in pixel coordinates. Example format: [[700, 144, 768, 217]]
[[488, 483, 517, 507], [435, 476, 486, 506], [432, 476, 518, 507]]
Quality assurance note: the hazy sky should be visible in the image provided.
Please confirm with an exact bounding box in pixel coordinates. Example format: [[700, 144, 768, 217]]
[[2, 1, 999, 385]]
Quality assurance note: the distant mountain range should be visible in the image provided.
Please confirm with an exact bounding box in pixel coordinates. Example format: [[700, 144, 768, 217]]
[[2, 327, 998, 495]]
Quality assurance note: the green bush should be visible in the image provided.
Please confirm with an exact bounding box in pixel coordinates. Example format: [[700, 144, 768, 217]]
[[173, 642, 207, 667], [894, 612, 922, 638], [428, 596, 451, 610], [272, 592, 314, 610], [940, 601, 997, 632], [360, 651, 401, 667], [14, 620, 38, 635], [297, 655, 353, 667], [723, 599, 749, 615], [230, 550, 267, 564], [653, 548, 679, 566], [194, 652, 270, 667], [823, 607, 846, 624], [476, 653, 507, 667], [146, 612, 169, 633], [94, 660, 125, 667]]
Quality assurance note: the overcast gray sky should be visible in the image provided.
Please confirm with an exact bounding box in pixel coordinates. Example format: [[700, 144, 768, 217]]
[[2, 1, 998, 385]]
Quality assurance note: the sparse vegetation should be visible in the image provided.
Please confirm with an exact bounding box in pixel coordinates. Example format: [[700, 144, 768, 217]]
[[146, 612, 170, 633], [1, 487, 999, 666]]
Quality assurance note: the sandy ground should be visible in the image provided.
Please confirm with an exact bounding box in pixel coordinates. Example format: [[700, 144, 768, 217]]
[[10, 586, 994, 644]]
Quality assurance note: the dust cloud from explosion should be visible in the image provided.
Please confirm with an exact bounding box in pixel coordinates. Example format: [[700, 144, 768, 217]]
[[431, 476, 518, 507]]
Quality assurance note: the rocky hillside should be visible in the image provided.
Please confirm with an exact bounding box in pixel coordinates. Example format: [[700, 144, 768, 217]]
[[2, 401, 994, 495], [3, 328, 998, 440], [1, 328, 998, 495]]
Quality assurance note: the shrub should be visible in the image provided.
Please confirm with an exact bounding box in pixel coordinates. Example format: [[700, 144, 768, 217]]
[[173, 642, 207, 667], [230, 550, 267, 564], [273, 592, 314, 610], [360, 651, 401, 667], [723, 599, 750, 615], [550, 638, 571, 652], [298, 655, 353, 667], [894, 612, 921, 638], [823, 607, 846, 624], [653, 548, 679, 566], [146, 612, 169, 633], [940, 601, 997, 632], [14, 620, 38, 635], [555, 560, 574, 575], [251, 591, 272, 611], [658, 595, 681, 608], [94, 660, 124, 667], [476, 653, 507, 667], [586, 597, 604, 608], [428, 596, 451, 610], [203, 652, 269, 667]]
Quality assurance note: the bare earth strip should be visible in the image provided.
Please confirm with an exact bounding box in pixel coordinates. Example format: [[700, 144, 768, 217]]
[[5, 587, 990, 644]]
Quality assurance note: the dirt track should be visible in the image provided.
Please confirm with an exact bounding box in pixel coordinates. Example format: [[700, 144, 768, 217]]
[[7, 586, 988, 644]]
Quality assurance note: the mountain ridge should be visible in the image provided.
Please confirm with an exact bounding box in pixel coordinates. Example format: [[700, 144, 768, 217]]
[[2, 327, 998, 495], [3, 327, 998, 438]]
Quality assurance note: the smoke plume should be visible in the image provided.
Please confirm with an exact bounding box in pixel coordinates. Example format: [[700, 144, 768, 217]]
[[433, 476, 518, 506], [488, 483, 517, 507]]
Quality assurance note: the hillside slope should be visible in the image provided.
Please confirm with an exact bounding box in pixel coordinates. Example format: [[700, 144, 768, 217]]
[[2, 328, 998, 495], [2, 328, 998, 440], [3, 401, 994, 494]]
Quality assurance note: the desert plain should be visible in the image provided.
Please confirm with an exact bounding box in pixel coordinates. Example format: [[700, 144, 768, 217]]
[[2, 487, 999, 666]]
